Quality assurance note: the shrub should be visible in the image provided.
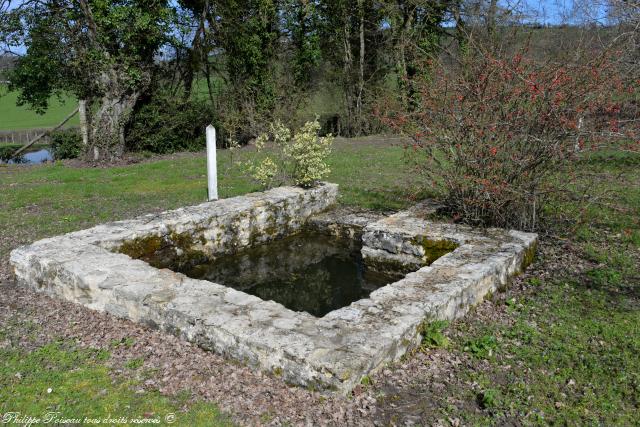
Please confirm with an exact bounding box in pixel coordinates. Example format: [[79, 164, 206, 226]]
[[379, 45, 638, 231], [126, 95, 214, 154], [0, 144, 22, 162], [50, 129, 82, 159], [245, 119, 333, 188]]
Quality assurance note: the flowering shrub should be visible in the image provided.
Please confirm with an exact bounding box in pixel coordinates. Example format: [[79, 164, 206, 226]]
[[379, 46, 638, 230], [246, 119, 333, 188]]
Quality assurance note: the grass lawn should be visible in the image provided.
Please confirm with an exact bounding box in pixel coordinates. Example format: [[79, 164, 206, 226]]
[[0, 342, 231, 426], [0, 138, 416, 262], [0, 85, 79, 131], [0, 139, 638, 425]]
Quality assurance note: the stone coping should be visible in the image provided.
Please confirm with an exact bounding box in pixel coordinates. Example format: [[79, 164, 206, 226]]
[[10, 184, 537, 394]]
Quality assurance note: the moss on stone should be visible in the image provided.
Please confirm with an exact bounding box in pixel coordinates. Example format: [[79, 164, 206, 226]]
[[118, 235, 165, 260], [169, 230, 197, 249], [118, 229, 209, 271], [227, 220, 241, 252], [263, 209, 280, 237], [263, 224, 279, 237], [410, 237, 459, 265], [247, 219, 266, 247]]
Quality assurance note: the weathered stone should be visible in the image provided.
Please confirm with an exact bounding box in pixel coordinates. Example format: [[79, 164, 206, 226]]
[[10, 183, 537, 395], [307, 207, 387, 239]]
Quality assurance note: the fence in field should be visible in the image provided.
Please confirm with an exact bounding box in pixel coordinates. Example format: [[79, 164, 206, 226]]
[[0, 126, 79, 145]]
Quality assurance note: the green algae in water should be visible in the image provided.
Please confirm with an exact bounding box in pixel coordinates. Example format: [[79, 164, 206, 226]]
[[177, 232, 404, 317]]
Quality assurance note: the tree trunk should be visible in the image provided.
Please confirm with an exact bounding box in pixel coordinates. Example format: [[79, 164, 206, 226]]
[[453, 1, 467, 54], [79, 100, 89, 146], [356, 0, 365, 135], [88, 94, 138, 161], [182, 16, 205, 100], [342, 11, 354, 136], [395, 2, 415, 110], [76, 0, 149, 162]]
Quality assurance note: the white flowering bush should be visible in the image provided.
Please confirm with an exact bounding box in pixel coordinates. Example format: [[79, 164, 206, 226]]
[[249, 157, 279, 188], [245, 119, 333, 188]]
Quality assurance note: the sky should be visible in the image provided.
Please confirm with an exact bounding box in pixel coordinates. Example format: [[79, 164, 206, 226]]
[[4, 0, 611, 24], [520, 0, 610, 25]]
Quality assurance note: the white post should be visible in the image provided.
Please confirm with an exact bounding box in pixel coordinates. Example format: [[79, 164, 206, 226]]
[[206, 125, 218, 201]]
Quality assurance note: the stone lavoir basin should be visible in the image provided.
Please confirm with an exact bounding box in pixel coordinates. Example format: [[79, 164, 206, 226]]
[[152, 231, 406, 318], [10, 183, 537, 394]]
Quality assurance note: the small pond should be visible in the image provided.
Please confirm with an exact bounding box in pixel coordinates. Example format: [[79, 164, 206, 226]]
[[0, 145, 53, 164], [170, 232, 405, 317]]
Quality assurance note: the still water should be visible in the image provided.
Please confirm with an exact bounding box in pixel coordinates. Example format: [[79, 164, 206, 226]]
[[173, 232, 404, 317], [0, 146, 53, 164]]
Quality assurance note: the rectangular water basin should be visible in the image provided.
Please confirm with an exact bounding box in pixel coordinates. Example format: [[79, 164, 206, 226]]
[[138, 231, 407, 317], [10, 184, 537, 393]]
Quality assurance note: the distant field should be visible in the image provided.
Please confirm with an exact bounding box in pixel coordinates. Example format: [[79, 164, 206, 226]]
[[0, 85, 79, 131], [0, 75, 341, 133]]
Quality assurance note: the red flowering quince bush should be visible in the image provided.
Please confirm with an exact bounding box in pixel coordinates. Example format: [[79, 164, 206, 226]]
[[380, 46, 639, 231]]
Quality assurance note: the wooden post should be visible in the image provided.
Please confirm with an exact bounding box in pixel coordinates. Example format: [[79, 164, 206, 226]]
[[206, 125, 218, 201]]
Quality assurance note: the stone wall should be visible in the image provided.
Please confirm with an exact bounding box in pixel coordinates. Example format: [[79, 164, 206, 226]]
[[114, 183, 339, 262], [10, 183, 337, 316], [10, 184, 538, 394]]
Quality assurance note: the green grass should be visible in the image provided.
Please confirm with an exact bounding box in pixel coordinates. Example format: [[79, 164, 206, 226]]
[[449, 277, 640, 425], [0, 139, 417, 261], [1, 140, 638, 424], [0, 85, 79, 131], [433, 151, 640, 425], [0, 341, 231, 426]]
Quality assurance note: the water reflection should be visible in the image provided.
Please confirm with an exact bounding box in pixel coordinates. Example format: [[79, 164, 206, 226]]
[[156, 232, 406, 317], [0, 146, 53, 164]]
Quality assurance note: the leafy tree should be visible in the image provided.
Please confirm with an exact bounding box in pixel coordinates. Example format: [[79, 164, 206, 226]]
[[218, 0, 279, 116], [282, 0, 322, 88], [382, 0, 454, 110], [1, 0, 173, 161], [318, 0, 385, 136]]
